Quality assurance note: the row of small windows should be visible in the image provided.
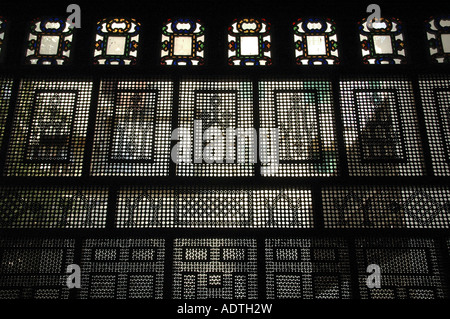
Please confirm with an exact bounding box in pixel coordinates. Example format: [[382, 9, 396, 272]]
[[0, 16, 449, 65]]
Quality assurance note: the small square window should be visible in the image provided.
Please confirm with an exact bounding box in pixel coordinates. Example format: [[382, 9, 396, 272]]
[[173, 36, 193, 56], [373, 35, 393, 54], [106, 36, 127, 56], [306, 36, 326, 55], [240, 36, 259, 56], [441, 33, 450, 53], [39, 35, 60, 55]]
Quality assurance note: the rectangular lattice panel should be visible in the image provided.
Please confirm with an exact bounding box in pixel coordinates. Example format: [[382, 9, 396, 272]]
[[90, 79, 173, 176], [116, 187, 313, 228], [323, 186, 450, 228], [4, 79, 93, 176], [340, 78, 424, 176], [356, 238, 446, 299], [0, 238, 74, 299], [79, 238, 165, 299], [0, 186, 108, 228], [259, 80, 339, 176], [172, 238, 258, 299], [176, 79, 254, 176], [0, 78, 13, 149], [419, 75, 450, 176], [265, 238, 351, 299]]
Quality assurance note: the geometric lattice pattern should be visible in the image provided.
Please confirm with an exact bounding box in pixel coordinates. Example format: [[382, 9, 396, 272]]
[[356, 238, 446, 299], [172, 238, 258, 299], [0, 187, 108, 228], [259, 80, 339, 176], [116, 187, 313, 228], [0, 238, 75, 299], [0, 78, 12, 149], [340, 78, 424, 176], [90, 80, 173, 176], [4, 79, 93, 176], [419, 75, 450, 176], [175, 80, 254, 176], [79, 239, 165, 299], [323, 186, 450, 228], [265, 238, 351, 299]]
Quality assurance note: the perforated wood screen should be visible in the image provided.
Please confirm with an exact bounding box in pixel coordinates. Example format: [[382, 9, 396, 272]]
[[0, 0, 449, 306]]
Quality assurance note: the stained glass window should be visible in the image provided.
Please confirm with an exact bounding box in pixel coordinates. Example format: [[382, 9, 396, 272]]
[[161, 18, 205, 66], [25, 17, 74, 65], [425, 15, 450, 63], [358, 17, 406, 64], [293, 18, 339, 65], [0, 17, 6, 59], [93, 18, 141, 65], [228, 18, 272, 66]]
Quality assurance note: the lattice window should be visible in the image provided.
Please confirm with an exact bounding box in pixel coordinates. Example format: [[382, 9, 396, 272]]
[[425, 15, 450, 63], [4, 79, 92, 176], [79, 239, 165, 299], [356, 238, 446, 299], [175, 80, 254, 176], [93, 18, 141, 65], [0, 17, 6, 59], [294, 18, 339, 65], [259, 80, 339, 176], [0, 238, 75, 299], [90, 79, 173, 176], [161, 18, 205, 66], [0, 78, 13, 149], [358, 17, 406, 64], [419, 75, 450, 176], [228, 18, 271, 66], [172, 238, 258, 299], [265, 238, 351, 299], [0, 187, 108, 228], [340, 78, 424, 176], [323, 186, 450, 228], [25, 17, 74, 65], [116, 187, 313, 228]]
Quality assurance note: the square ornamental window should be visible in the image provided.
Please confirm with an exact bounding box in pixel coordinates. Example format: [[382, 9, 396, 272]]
[[425, 15, 450, 63], [228, 18, 272, 66], [358, 17, 406, 64], [0, 17, 8, 60], [25, 17, 74, 65], [94, 18, 141, 65], [294, 18, 339, 65], [161, 18, 204, 66]]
